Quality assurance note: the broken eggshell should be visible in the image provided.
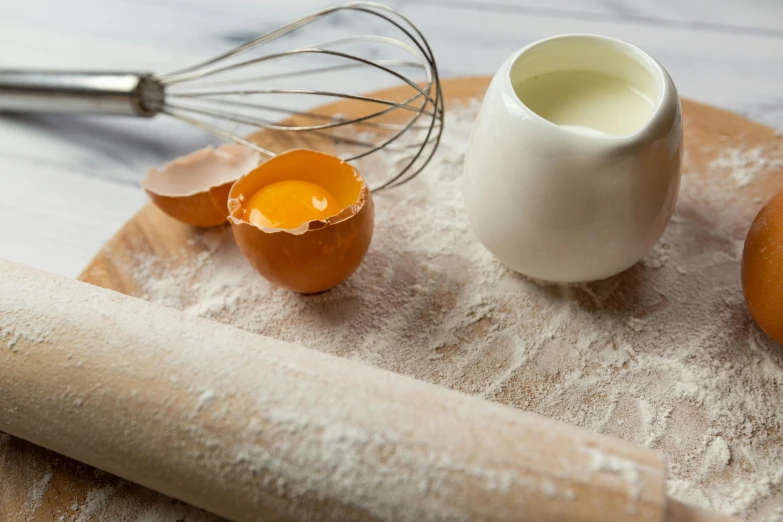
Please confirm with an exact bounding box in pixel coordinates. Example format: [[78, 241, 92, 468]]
[[143, 144, 262, 227], [228, 149, 374, 294]]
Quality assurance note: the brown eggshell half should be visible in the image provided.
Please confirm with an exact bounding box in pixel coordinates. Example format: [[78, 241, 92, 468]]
[[742, 186, 783, 345], [228, 149, 374, 294], [143, 144, 262, 227]]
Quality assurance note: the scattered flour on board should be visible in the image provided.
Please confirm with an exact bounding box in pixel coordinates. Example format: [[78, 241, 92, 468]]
[[19, 468, 53, 521], [72, 488, 116, 522], [124, 101, 783, 520], [710, 144, 783, 187], [118, 101, 783, 520], [2, 101, 783, 521]]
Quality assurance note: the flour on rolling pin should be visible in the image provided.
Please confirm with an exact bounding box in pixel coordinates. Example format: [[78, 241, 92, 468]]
[[0, 259, 670, 522], [101, 103, 783, 519]]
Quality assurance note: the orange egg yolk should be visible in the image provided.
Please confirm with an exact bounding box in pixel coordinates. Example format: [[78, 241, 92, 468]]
[[243, 180, 340, 229]]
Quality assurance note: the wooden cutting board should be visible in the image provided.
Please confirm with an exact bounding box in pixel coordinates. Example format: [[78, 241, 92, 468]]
[[2, 76, 782, 522]]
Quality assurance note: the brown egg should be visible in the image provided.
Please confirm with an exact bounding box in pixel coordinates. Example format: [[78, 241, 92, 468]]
[[228, 149, 374, 294], [143, 144, 261, 227], [742, 186, 783, 345]]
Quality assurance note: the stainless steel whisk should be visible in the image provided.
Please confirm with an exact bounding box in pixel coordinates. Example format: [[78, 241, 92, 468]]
[[0, 2, 443, 191]]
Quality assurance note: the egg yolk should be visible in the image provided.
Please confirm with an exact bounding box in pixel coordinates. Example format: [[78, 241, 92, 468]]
[[243, 180, 340, 229]]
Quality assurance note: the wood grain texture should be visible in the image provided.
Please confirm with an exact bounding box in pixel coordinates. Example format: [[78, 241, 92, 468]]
[[2, 76, 780, 521]]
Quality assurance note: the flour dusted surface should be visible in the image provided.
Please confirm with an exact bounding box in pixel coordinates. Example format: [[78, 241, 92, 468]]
[[114, 102, 783, 520]]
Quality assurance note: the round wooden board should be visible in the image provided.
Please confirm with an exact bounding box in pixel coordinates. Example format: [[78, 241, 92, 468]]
[[2, 76, 782, 521]]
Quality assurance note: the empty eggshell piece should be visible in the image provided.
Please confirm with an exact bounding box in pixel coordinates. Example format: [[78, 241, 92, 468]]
[[742, 186, 783, 345], [228, 149, 374, 294], [143, 144, 261, 227]]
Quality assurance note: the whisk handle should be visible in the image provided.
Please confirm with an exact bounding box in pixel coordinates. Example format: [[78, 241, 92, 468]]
[[0, 70, 164, 117]]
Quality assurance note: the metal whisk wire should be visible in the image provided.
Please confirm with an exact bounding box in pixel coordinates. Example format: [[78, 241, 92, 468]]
[[0, 2, 443, 191], [157, 2, 444, 191]]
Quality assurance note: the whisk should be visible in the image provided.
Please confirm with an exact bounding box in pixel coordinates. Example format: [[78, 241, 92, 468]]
[[0, 2, 443, 191]]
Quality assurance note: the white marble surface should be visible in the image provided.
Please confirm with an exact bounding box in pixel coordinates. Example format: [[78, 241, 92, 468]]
[[1, 0, 782, 277]]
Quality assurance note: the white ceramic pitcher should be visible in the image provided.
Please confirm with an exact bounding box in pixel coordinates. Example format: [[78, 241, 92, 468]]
[[464, 34, 682, 283]]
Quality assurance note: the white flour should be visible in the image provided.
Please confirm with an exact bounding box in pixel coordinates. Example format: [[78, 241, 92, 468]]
[[1, 258, 663, 522], [3, 101, 783, 521], [23, 469, 52, 521], [710, 145, 783, 187], [115, 101, 783, 520], [120, 101, 783, 520]]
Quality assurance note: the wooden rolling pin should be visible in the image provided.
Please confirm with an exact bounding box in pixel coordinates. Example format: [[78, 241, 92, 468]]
[[0, 259, 739, 522]]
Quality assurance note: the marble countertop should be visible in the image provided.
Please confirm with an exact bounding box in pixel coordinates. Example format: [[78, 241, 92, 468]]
[[2, 0, 782, 278]]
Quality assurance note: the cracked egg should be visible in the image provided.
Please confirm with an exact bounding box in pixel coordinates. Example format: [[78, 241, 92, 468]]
[[228, 149, 374, 294], [143, 144, 261, 227]]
